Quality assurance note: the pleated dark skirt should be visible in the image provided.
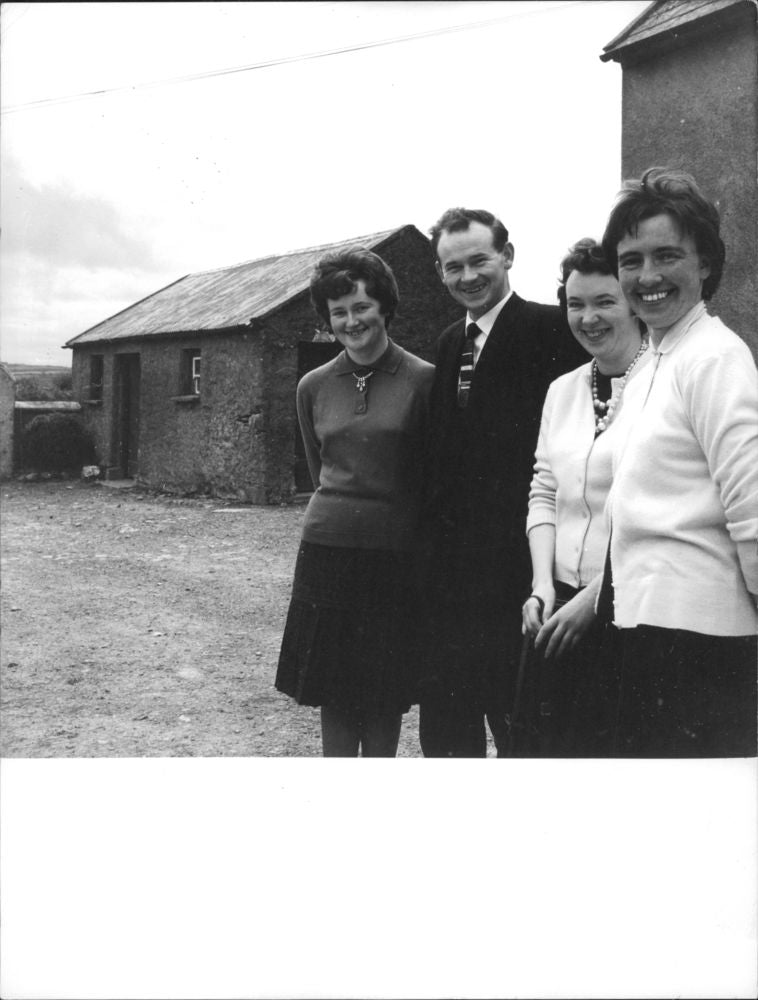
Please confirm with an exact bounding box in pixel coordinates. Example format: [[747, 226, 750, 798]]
[[275, 541, 419, 717]]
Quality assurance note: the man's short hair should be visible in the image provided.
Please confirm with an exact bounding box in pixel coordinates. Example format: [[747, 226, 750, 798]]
[[601, 166, 725, 301], [310, 248, 400, 329], [430, 208, 509, 258]]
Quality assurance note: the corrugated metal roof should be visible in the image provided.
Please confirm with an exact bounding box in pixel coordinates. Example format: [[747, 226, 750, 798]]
[[601, 0, 750, 61], [66, 225, 410, 347]]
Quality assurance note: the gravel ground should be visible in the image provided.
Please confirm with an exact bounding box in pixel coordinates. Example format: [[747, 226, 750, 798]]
[[0, 478, 427, 757]]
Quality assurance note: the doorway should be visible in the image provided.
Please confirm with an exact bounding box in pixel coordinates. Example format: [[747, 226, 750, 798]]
[[113, 353, 140, 479], [294, 340, 341, 492]]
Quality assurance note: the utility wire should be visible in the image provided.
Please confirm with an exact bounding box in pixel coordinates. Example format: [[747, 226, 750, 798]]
[[1, 1, 580, 115]]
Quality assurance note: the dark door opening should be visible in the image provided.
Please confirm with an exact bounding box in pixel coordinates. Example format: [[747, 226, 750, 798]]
[[114, 353, 140, 478], [294, 340, 341, 492]]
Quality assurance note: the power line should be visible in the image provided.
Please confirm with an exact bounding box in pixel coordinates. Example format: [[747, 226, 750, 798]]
[[1, 2, 580, 115]]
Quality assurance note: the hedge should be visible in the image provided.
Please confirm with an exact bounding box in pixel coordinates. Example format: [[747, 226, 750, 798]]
[[20, 413, 96, 472]]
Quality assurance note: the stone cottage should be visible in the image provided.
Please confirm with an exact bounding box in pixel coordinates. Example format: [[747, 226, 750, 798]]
[[66, 224, 459, 502]]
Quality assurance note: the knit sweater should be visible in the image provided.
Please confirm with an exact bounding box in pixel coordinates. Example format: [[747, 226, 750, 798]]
[[527, 349, 653, 587], [609, 302, 758, 636], [297, 340, 434, 551]]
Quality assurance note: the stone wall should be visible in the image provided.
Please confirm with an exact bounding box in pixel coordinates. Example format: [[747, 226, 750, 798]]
[[73, 330, 269, 502], [0, 366, 15, 479]]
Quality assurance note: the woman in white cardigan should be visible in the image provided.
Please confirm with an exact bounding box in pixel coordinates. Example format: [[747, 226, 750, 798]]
[[519, 239, 651, 754], [601, 168, 757, 757]]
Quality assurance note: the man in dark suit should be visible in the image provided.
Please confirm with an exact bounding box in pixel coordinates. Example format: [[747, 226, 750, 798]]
[[418, 207, 587, 757]]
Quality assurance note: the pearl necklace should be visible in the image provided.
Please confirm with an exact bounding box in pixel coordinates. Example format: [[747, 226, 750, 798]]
[[591, 337, 648, 434]]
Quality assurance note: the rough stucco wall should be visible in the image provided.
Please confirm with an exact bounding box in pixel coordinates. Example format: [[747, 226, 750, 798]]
[[186, 330, 267, 501], [73, 333, 269, 502], [139, 331, 268, 502], [72, 347, 112, 466], [619, 10, 758, 359], [0, 369, 15, 478]]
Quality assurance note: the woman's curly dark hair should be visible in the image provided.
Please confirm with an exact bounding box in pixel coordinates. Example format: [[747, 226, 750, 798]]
[[310, 248, 400, 329], [556, 237, 615, 314], [601, 166, 725, 301]]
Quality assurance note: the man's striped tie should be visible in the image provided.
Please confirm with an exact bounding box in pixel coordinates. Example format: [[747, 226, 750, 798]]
[[457, 322, 480, 409]]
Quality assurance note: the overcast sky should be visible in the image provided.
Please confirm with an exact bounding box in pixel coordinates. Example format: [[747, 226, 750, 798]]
[[0, 0, 648, 365]]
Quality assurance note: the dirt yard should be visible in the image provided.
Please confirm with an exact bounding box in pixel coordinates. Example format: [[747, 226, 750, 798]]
[[0, 479, 425, 757]]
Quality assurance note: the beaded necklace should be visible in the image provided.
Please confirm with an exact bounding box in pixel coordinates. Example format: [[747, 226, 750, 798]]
[[591, 337, 648, 434]]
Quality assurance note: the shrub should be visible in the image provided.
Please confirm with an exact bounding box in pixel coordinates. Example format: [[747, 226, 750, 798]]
[[20, 413, 95, 472], [53, 371, 73, 394]]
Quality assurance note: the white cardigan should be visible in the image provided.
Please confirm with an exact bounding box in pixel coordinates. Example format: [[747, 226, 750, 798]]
[[527, 349, 653, 588], [609, 302, 758, 636]]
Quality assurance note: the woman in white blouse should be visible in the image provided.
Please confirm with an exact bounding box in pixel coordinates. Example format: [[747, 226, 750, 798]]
[[601, 168, 757, 757], [519, 238, 651, 754]]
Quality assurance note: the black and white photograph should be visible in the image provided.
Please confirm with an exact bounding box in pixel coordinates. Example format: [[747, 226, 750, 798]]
[[1, 2, 756, 998]]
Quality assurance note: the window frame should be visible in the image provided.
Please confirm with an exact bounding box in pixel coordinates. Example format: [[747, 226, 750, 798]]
[[89, 354, 104, 401]]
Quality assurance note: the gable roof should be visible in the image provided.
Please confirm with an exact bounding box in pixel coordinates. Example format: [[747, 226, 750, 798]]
[[66, 225, 421, 347], [601, 0, 753, 63]]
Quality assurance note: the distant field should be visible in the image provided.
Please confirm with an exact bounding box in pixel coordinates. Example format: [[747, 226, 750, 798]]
[[3, 363, 71, 376], [3, 363, 73, 401]]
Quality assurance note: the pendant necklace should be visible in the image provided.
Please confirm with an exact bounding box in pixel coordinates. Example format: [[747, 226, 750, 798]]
[[352, 370, 375, 393], [352, 367, 375, 414]]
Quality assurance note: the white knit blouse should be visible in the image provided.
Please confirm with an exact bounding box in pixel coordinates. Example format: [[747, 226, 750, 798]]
[[527, 349, 653, 588], [608, 302, 758, 636]]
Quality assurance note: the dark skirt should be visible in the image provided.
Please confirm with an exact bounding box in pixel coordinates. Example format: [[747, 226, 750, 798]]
[[509, 581, 622, 757], [614, 625, 757, 757], [275, 541, 419, 717]]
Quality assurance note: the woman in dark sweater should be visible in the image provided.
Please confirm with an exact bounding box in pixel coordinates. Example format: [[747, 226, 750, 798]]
[[275, 249, 434, 756]]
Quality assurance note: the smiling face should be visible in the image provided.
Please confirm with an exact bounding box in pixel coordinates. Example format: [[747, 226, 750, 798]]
[[565, 270, 642, 374], [435, 221, 513, 320], [616, 213, 710, 344], [327, 280, 389, 366]]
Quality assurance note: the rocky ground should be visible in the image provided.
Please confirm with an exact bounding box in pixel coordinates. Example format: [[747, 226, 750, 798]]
[[0, 478, 426, 757]]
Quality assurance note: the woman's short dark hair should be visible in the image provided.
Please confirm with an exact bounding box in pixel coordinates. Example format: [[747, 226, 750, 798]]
[[310, 248, 400, 329], [601, 166, 725, 301], [429, 207, 509, 257], [556, 238, 614, 314]]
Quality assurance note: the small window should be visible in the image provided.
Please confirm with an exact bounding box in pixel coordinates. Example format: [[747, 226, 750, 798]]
[[182, 349, 201, 395], [89, 355, 104, 400]]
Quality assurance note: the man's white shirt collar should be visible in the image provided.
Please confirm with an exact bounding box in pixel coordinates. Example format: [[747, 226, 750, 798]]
[[466, 290, 512, 363]]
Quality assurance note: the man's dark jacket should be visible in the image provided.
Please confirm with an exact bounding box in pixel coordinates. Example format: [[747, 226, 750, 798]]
[[421, 292, 587, 617]]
